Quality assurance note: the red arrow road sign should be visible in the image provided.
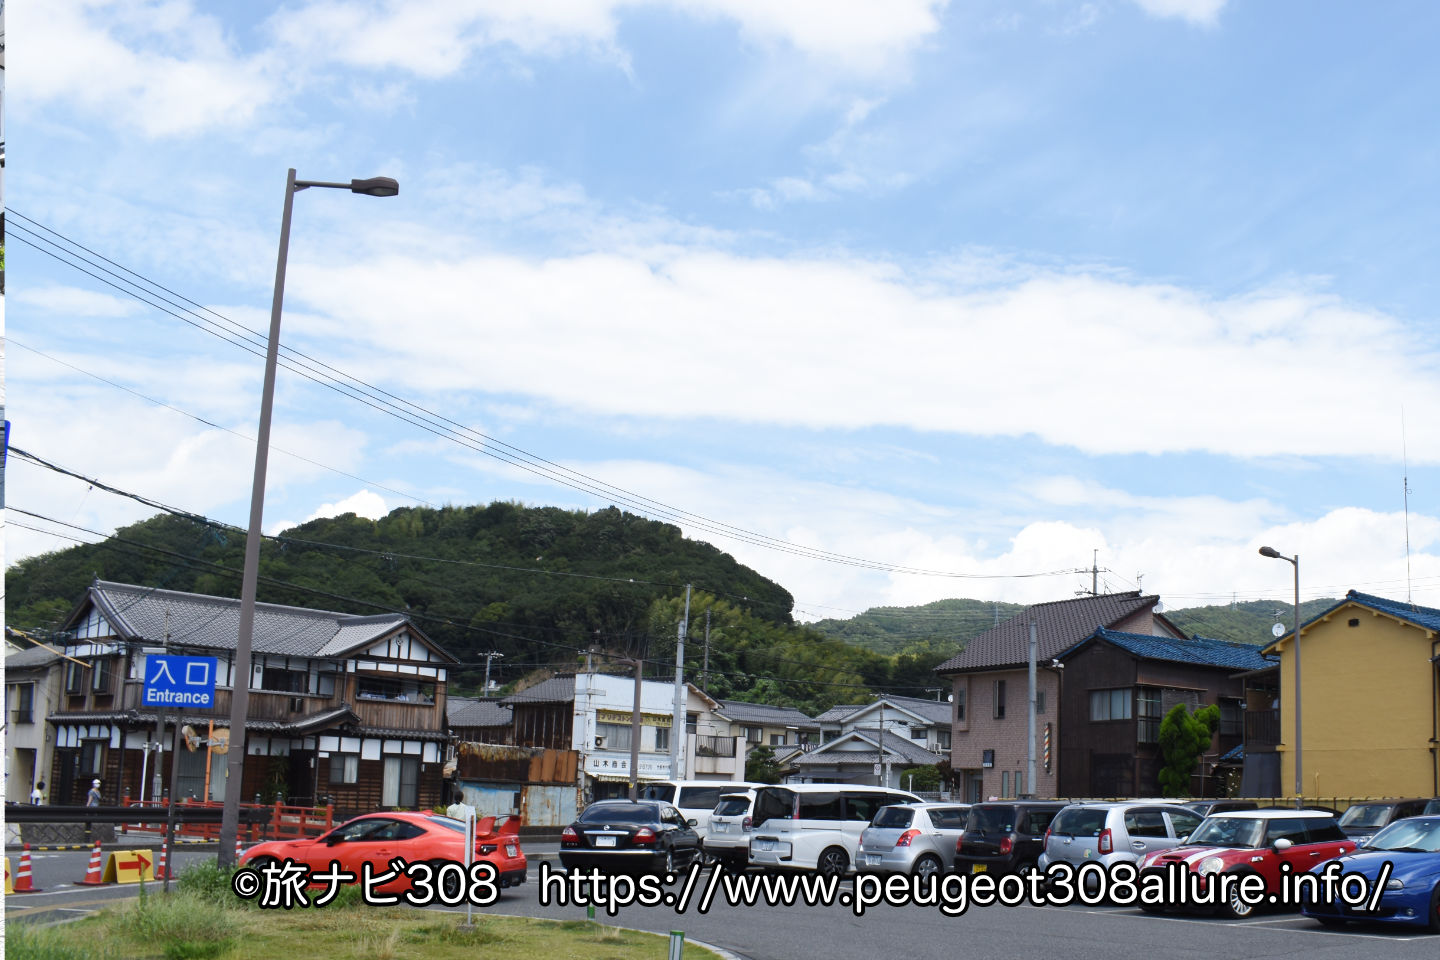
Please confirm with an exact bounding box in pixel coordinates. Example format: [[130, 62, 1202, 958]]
[[118, 853, 152, 874]]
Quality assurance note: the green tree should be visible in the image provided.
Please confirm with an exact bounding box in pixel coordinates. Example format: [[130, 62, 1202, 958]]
[[745, 745, 783, 784], [1157, 703, 1220, 797], [899, 764, 941, 792]]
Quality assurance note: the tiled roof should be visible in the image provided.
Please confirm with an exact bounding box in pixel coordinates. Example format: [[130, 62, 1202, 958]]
[[1064, 628, 1276, 671], [1218, 744, 1244, 763], [1266, 590, 1440, 652], [501, 676, 576, 705], [795, 730, 940, 767], [872, 695, 951, 725], [447, 696, 513, 728], [4, 643, 62, 669], [717, 699, 819, 730], [814, 704, 864, 724], [935, 592, 1168, 673], [77, 581, 457, 662]]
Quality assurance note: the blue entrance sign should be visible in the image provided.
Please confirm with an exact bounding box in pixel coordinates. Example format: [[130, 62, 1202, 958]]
[[142, 655, 219, 709]]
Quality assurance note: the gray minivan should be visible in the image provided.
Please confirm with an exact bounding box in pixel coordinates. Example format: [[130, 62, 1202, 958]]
[[1039, 802, 1203, 878]]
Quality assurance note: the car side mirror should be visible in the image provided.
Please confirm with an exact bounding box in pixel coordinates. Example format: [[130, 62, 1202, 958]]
[[687, 818, 698, 827], [1178, 835, 1189, 844], [1272, 838, 1293, 851], [326, 835, 343, 845]]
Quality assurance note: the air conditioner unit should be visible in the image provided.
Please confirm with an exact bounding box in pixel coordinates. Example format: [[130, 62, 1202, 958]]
[[594, 736, 607, 749]]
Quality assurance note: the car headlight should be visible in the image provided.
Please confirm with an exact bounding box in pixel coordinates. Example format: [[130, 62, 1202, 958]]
[[1198, 857, 1224, 877], [1385, 878, 1404, 891]]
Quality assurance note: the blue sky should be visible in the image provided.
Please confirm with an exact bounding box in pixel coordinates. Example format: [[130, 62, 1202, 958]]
[[8, 0, 1440, 623]]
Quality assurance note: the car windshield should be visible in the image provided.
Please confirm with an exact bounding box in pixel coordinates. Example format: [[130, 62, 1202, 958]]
[[1338, 804, 1393, 829], [1050, 807, 1108, 838], [1185, 817, 1264, 848], [1426, 800, 1440, 816], [967, 806, 1017, 835], [714, 796, 750, 816], [872, 807, 914, 829], [580, 804, 657, 824], [1364, 819, 1440, 853]]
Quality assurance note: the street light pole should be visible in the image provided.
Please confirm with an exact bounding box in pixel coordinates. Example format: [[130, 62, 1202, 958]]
[[1259, 546, 1302, 810], [218, 169, 398, 867]]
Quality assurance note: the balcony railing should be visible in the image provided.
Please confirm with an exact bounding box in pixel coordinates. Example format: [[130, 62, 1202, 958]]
[[1245, 709, 1280, 745], [693, 735, 737, 758]]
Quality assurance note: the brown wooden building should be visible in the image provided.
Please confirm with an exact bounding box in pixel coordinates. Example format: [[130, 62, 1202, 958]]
[[42, 580, 458, 819], [1055, 627, 1276, 797]]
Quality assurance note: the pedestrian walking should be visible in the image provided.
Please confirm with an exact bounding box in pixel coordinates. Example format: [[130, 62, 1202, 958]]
[[30, 780, 46, 805]]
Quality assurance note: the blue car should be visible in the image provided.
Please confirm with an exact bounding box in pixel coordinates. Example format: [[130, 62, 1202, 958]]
[[1302, 815, 1440, 933]]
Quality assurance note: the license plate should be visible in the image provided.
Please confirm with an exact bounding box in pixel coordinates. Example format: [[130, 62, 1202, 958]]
[[595, 836, 616, 848], [505, 844, 517, 858], [755, 839, 775, 852], [971, 864, 987, 874], [866, 855, 881, 866]]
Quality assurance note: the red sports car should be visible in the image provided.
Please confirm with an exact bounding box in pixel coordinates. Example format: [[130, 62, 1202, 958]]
[[1138, 810, 1354, 918], [240, 811, 527, 897]]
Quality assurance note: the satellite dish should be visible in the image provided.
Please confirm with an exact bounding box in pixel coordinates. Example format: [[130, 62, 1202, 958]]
[[1271, 623, 1286, 638], [182, 725, 199, 752]]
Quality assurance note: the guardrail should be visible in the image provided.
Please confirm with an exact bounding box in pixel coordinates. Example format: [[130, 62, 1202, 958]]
[[112, 797, 334, 842]]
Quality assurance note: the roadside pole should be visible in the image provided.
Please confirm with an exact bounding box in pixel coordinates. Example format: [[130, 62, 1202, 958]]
[[164, 721, 182, 893], [671, 585, 690, 781], [1027, 620, 1037, 797]]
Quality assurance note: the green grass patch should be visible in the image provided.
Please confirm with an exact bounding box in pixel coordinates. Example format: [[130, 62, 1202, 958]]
[[11, 895, 721, 960]]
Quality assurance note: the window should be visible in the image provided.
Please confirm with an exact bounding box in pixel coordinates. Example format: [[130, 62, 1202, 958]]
[[12, 683, 35, 724], [993, 680, 1007, 720], [686, 713, 698, 736], [263, 666, 309, 694], [356, 675, 435, 703], [744, 726, 762, 743], [1166, 809, 1203, 837], [382, 756, 420, 808], [328, 754, 359, 784], [677, 786, 724, 809], [954, 687, 966, 723], [1137, 687, 1162, 742], [653, 726, 670, 753], [1001, 771, 1010, 797], [937, 729, 951, 749], [842, 793, 886, 822], [65, 661, 87, 695], [91, 658, 114, 694], [80, 740, 104, 776], [1219, 698, 1243, 737], [769, 733, 786, 746], [597, 722, 632, 752], [1090, 688, 1133, 722], [1124, 809, 1169, 838], [1263, 818, 1310, 846], [797, 791, 844, 820], [752, 787, 795, 827], [909, 725, 927, 741]]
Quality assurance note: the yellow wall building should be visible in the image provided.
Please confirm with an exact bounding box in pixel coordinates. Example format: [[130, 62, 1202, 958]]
[[1262, 590, 1440, 801]]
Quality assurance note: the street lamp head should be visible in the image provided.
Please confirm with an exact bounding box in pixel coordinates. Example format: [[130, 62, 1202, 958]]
[[350, 176, 399, 197], [1258, 545, 1282, 559]]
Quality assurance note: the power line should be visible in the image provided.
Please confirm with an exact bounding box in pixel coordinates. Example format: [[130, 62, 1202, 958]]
[[9, 211, 1095, 581]]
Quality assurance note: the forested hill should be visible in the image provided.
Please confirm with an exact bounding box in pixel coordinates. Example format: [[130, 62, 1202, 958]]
[[1163, 598, 1338, 645], [3, 503, 947, 714], [808, 598, 1026, 656]]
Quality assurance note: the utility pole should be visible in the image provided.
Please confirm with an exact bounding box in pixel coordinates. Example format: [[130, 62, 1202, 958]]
[[702, 607, 711, 694], [1027, 619, 1037, 798], [1092, 549, 1099, 597], [153, 608, 170, 803], [671, 585, 691, 781], [481, 651, 505, 695], [628, 657, 643, 801], [879, 701, 890, 788]]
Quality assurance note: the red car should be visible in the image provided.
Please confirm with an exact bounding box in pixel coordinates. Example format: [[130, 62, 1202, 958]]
[[240, 811, 527, 897], [1138, 810, 1354, 918]]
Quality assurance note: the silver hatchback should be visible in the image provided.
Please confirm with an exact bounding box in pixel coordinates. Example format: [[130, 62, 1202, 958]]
[[857, 803, 971, 880], [1039, 802, 1203, 878]]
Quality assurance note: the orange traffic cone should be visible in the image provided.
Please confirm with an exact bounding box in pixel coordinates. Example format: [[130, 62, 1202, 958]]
[[235, 837, 244, 862], [76, 839, 107, 885], [12, 844, 43, 892], [155, 840, 173, 881]]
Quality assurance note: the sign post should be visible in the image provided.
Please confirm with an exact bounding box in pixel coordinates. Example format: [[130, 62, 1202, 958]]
[[143, 655, 217, 892]]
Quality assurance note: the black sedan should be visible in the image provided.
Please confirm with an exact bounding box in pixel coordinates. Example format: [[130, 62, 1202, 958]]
[[559, 800, 703, 875]]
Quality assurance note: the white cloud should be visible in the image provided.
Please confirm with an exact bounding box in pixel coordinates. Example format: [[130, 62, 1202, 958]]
[[307, 489, 391, 523], [15, 0, 283, 138], [285, 236, 1440, 464], [1129, 0, 1227, 27], [14, 286, 143, 318]]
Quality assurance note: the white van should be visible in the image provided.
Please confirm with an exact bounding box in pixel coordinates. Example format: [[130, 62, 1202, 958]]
[[748, 784, 922, 877], [636, 780, 762, 838]]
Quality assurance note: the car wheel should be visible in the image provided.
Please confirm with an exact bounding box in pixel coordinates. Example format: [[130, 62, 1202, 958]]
[[817, 847, 849, 880], [1015, 861, 1038, 879], [1220, 873, 1258, 919], [1428, 882, 1440, 934], [912, 855, 942, 881], [663, 848, 676, 877], [432, 861, 465, 901], [242, 855, 278, 874]]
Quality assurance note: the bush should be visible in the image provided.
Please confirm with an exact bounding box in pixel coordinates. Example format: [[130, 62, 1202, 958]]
[[126, 892, 239, 958], [176, 859, 256, 910]]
